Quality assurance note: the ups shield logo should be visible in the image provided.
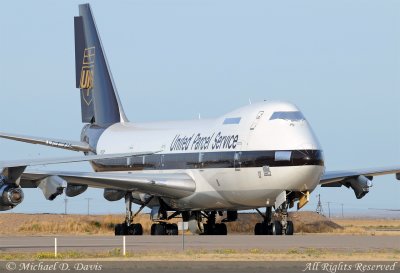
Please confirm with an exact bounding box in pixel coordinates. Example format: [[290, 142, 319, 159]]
[[80, 47, 95, 106]]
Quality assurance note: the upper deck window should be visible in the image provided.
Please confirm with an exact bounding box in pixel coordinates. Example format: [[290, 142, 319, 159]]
[[223, 117, 241, 125], [269, 111, 305, 122]]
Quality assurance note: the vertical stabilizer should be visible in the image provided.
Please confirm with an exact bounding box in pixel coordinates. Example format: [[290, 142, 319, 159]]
[[75, 3, 128, 126]]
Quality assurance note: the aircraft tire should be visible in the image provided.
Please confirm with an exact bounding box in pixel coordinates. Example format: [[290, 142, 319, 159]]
[[127, 223, 143, 235], [215, 223, 227, 235], [254, 223, 262, 235], [202, 223, 212, 235], [151, 223, 166, 235], [115, 223, 128, 236], [114, 224, 122, 236], [272, 221, 283, 235], [166, 223, 178, 235], [285, 221, 294, 235]]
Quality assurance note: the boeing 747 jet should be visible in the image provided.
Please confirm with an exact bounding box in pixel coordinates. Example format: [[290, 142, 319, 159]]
[[0, 4, 399, 236]]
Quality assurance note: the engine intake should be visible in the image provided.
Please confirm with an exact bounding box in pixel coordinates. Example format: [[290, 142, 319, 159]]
[[0, 184, 24, 211]]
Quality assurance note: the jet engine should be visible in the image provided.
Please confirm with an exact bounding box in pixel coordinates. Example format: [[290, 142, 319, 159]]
[[345, 175, 372, 199], [104, 189, 125, 201], [38, 176, 66, 200], [66, 183, 88, 197], [0, 184, 24, 211]]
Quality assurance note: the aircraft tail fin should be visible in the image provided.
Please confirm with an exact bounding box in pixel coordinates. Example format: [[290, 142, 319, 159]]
[[74, 3, 128, 126]]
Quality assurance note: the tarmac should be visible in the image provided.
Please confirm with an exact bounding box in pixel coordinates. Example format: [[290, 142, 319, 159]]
[[0, 235, 399, 253]]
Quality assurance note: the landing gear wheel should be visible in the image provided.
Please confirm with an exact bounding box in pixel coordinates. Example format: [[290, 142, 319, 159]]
[[127, 224, 143, 235], [114, 224, 122, 236], [202, 223, 227, 235], [254, 222, 270, 235], [166, 223, 178, 235], [115, 223, 143, 235], [202, 223, 212, 235], [215, 223, 227, 235], [271, 221, 283, 235], [254, 223, 262, 235], [151, 223, 166, 235], [285, 221, 294, 235]]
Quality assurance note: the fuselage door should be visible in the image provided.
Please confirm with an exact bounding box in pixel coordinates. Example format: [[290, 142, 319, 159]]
[[250, 111, 264, 130]]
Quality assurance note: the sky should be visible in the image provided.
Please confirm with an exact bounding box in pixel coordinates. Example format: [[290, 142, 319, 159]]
[[0, 0, 399, 217]]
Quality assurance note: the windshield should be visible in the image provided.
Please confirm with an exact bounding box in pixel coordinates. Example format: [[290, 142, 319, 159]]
[[269, 111, 305, 122]]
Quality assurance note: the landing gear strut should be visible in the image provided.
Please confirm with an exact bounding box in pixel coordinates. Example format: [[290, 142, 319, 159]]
[[150, 202, 179, 236], [254, 205, 294, 235], [114, 192, 144, 236]]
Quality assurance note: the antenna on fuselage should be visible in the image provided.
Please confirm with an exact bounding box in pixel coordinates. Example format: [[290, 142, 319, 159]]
[[248, 98, 252, 105]]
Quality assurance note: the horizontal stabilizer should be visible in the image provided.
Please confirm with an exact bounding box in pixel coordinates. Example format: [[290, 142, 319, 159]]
[[0, 131, 92, 152]]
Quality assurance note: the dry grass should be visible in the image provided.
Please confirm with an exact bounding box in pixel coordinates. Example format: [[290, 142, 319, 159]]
[[0, 249, 399, 261], [1, 212, 399, 235], [331, 218, 400, 235]]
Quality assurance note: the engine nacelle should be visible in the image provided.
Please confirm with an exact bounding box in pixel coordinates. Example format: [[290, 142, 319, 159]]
[[346, 175, 372, 199], [38, 176, 66, 201], [0, 184, 24, 211], [66, 183, 88, 197], [103, 189, 125, 201]]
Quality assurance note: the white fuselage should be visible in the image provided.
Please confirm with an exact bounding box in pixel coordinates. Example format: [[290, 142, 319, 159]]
[[94, 101, 325, 210]]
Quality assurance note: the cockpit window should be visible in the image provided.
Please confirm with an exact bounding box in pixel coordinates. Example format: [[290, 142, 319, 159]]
[[269, 111, 305, 122]]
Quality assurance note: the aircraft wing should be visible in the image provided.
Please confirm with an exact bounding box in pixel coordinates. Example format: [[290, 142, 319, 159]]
[[0, 131, 92, 152], [320, 166, 400, 185], [320, 166, 400, 199], [0, 151, 158, 190], [20, 171, 196, 199]]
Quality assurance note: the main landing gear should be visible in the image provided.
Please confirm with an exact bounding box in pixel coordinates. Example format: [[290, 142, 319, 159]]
[[148, 203, 179, 236], [202, 211, 228, 235], [188, 211, 228, 235], [115, 192, 145, 236], [113, 194, 183, 236], [254, 204, 294, 235]]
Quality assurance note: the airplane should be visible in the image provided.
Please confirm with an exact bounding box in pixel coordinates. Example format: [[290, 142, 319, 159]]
[[0, 3, 399, 236]]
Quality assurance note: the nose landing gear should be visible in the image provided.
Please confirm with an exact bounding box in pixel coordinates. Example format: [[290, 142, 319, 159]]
[[254, 205, 294, 235]]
